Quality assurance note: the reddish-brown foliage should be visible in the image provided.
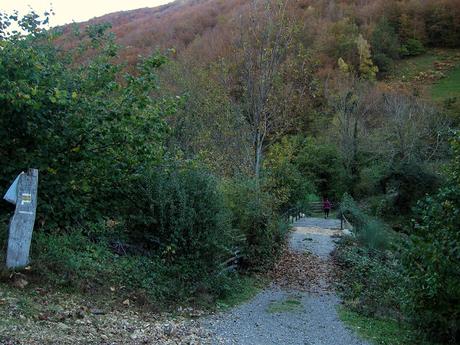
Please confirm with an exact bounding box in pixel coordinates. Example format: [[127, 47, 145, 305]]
[[55, 0, 460, 70]]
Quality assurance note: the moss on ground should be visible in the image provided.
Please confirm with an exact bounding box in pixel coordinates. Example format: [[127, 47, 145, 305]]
[[266, 295, 303, 314]]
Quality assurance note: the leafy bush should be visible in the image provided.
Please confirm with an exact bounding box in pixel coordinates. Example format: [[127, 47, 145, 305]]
[[123, 161, 236, 283], [338, 133, 460, 344], [264, 136, 316, 213], [402, 133, 460, 343], [379, 162, 440, 215], [265, 136, 347, 205], [335, 236, 405, 318], [355, 164, 387, 198], [400, 39, 426, 57], [0, 13, 171, 231], [32, 230, 114, 287], [340, 194, 392, 250], [29, 227, 239, 304], [222, 178, 288, 270]]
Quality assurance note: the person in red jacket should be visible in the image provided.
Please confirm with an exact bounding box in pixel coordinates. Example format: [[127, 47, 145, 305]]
[[323, 197, 331, 218]]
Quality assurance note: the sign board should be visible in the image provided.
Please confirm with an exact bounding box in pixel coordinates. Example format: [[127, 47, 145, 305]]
[[3, 169, 38, 269], [3, 173, 22, 205]]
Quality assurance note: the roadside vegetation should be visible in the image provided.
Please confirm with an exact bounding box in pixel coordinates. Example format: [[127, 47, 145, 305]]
[[1, 0, 459, 343], [338, 308, 436, 345]]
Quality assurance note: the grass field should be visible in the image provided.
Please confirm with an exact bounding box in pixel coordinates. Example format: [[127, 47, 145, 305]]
[[393, 52, 443, 81], [388, 49, 460, 88], [431, 65, 460, 100], [388, 49, 460, 117]]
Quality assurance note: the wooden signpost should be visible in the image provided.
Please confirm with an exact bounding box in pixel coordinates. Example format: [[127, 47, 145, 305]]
[[3, 169, 38, 269]]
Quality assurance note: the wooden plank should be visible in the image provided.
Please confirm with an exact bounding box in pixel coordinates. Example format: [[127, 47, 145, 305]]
[[6, 169, 38, 269]]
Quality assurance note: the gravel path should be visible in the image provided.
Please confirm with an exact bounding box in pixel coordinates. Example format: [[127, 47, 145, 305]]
[[204, 217, 368, 345]]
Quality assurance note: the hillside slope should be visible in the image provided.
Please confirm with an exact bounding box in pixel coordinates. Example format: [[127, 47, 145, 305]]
[[58, 0, 249, 64]]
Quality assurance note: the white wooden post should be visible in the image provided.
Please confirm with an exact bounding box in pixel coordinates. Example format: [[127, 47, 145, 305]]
[[3, 169, 38, 269]]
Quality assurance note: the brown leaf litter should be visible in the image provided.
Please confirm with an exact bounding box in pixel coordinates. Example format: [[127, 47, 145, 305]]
[[268, 249, 336, 293], [0, 286, 212, 345]]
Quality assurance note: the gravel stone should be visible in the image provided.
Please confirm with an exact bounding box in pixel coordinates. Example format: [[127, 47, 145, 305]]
[[204, 217, 368, 345]]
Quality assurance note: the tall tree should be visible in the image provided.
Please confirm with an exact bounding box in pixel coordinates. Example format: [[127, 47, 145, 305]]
[[326, 77, 379, 195], [235, 0, 294, 178]]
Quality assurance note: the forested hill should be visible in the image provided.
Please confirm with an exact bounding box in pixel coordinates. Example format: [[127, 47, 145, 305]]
[[58, 0, 460, 69], [57, 0, 247, 65]]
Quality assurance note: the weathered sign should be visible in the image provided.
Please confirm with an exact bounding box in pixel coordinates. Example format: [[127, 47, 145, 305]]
[[3, 169, 38, 269]]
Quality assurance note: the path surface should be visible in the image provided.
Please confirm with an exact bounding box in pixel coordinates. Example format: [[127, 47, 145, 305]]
[[204, 217, 368, 345]]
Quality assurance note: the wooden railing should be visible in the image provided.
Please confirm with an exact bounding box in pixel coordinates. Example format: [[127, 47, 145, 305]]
[[282, 205, 307, 223]]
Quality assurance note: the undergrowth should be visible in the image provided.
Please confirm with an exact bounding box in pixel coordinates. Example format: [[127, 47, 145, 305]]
[[339, 308, 437, 345]]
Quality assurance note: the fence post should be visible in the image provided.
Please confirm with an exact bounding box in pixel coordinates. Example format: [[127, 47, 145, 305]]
[[4, 169, 39, 269]]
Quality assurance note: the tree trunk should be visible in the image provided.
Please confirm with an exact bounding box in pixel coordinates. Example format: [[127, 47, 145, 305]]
[[254, 139, 263, 179]]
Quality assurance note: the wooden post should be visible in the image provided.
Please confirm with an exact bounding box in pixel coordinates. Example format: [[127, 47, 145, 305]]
[[5, 169, 38, 269]]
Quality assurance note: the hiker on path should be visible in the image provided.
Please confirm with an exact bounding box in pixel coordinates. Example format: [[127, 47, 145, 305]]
[[323, 197, 331, 218]]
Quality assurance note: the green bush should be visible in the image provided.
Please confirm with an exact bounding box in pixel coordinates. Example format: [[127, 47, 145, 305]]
[[265, 135, 347, 205], [403, 185, 460, 343], [402, 134, 460, 342], [0, 13, 171, 231], [340, 194, 392, 250], [29, 227, 239, 304], [124, 161, 236, 281], [379, 162, 440, 215], [222, 178, 288, 270], [400, 39, 426, 57], [335, 237, 405, 319], [355, 164, 387, 198], [32, 230, 114, 287], [264, 137, 316, 213]]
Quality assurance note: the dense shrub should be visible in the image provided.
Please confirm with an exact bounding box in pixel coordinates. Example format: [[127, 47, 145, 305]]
[[264, 136, 316, 213], [399, 38, 426, 58], [29, 230, 231, 303], [403, 186, 460, 343], [0, 13, 171, 230], [379, 162, 440, 215], [123, 162, 236, 282], [340, 194, 392, 250], [335, 236, 404, 319], [338, 134, 460, 344], [402, 133, 460, 343], [222, 178, 288, 270], [265, 136, 347, 204]]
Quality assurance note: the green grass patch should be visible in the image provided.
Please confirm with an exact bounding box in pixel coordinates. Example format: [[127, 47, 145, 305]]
[[338, 308, 436, 345], [431, 65, 460, 100], [216, 275, 266, 310], [266, 295, 303, 314], [393, 53, 441, 81], [390, 49, 460, 81]]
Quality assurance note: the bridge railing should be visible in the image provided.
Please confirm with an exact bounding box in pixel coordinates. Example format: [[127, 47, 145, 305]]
[[282, 201, 342, 224], [282, 205, 307, 223]]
